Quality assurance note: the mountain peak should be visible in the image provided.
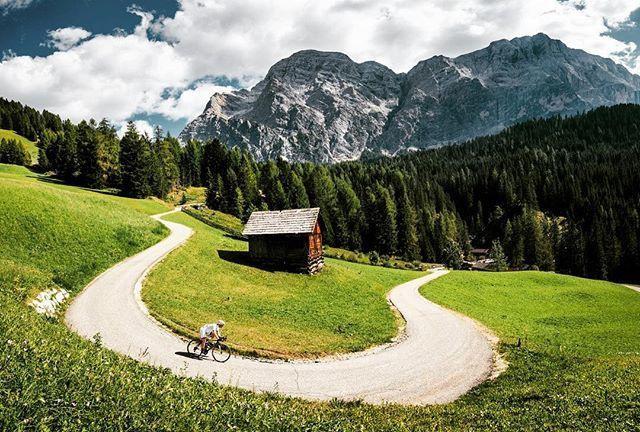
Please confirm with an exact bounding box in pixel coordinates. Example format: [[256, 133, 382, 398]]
[[181, 35, 640, 163]]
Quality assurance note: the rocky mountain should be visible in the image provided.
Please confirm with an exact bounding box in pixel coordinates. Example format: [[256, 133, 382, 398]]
[[181, 33, 640, 163]]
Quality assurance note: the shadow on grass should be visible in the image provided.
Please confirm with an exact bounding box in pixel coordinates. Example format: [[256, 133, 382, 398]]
[[35, 175, 121, 196], [217, 250, 277, 273]]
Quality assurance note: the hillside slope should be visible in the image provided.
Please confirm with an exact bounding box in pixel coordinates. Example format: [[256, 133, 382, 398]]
[[0, 129, 38, 164], [181, 33, 640, 163]]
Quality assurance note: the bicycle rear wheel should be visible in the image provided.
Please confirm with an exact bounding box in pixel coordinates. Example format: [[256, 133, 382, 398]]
[[187, 340, 202, 357], [211, 343, 231, 362]]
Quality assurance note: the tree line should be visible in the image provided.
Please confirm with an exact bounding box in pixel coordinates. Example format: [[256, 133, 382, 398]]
[[2, 96, 639, 281]]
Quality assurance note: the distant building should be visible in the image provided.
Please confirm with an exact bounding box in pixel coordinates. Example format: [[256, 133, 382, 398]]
[[470, 248, 490, 260], [464, 247, 493, 271], [242, 208, 324, 274]]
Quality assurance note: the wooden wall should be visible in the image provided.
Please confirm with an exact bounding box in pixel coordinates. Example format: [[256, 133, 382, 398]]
[[247, 222, 324, 273]]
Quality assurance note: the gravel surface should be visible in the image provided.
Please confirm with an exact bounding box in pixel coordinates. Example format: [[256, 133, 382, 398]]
[[66, 209, 495, 405]]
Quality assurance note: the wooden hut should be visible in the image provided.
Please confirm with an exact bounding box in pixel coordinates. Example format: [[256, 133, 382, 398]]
[[242, 208, 324, 274]]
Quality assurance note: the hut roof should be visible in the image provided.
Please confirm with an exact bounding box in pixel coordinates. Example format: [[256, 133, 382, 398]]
[[242, 208, 320, 236], [471, 248, 490, 255]]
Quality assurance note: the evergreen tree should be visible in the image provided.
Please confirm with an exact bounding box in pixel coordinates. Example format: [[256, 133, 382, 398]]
[[288, 171, 310, 209], [180, 140, 201, 187], [372, 183, 397, 256], [260, 161, 288, 210], [392, 173, 420, 260], [335, 178, 363, 251], [489, 239, 508, 271], [238, 152, 260, 206], [119, 122, 151, 198]]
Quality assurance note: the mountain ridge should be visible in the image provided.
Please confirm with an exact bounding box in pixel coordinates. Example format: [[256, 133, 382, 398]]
[[180, 33, 640, 163]]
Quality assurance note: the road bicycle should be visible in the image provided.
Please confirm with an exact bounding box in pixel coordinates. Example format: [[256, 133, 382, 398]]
[[187, 336, 231, 362]]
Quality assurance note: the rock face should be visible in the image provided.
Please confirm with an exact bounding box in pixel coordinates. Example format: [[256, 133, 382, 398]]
[[181, 34, 640, 163]]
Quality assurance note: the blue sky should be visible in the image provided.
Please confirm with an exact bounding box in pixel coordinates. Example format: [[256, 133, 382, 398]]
[[0, 0, 639, 138], [0, 1, 179, 57]]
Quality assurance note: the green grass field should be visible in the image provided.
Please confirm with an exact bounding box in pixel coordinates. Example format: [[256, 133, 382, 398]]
[[1, 164, 639, 430], [0, 129, 38, 164], [421, 271, 640, 356], [143, 212, 424, 358]]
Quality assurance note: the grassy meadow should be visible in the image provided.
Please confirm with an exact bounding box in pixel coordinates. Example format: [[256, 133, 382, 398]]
[[143, 212, 424, 358], [1, 163, 639, 430], [421, 271, 640, 355], [0, 129, 38, 164]]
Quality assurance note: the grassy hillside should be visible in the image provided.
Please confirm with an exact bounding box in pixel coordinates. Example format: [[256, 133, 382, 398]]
[[0, 129, 38, 164], [1, 164, 639, 430], [143, 212, 424, 358], [0, 164, 169, 299]]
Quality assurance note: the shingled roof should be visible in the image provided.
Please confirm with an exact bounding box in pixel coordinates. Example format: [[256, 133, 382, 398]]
[[242, 208, 320, 236]]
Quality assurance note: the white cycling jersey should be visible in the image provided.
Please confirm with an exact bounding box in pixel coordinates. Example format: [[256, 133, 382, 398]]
[[199, 323, 220, 339]]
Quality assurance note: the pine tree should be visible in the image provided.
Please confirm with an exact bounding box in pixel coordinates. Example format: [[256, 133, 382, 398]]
[[336, 178, 363, 251], [373, 184, 397, 256], [288, 171, 310, 209], [96, 119, 120, 188], [238, 152, 260, 206], [489, 239, 508, 271], [206, 173, 224, 210], [260, 161, 288, 210], [119, 122, 151, 198], [393, 173, 420, 260], [443, 239, 464, 270], [180, 140, 201, 187]]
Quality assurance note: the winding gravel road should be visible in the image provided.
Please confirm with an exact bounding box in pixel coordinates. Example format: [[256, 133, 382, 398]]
[[66, 209, 496, 405]]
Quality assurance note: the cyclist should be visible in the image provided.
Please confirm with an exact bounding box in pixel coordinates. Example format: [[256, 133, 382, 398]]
[[199, 320, 225, 353]]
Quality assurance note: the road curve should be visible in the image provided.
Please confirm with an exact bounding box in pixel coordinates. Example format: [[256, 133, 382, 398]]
[[66, 209, 495, 405]]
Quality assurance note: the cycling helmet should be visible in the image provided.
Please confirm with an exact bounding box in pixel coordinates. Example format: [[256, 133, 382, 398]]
[[217, 319, 226, 327]]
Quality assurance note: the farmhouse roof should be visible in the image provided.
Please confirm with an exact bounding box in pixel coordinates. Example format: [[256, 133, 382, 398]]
[[242, 208, 320, 236], [470, 248, 490, 254]]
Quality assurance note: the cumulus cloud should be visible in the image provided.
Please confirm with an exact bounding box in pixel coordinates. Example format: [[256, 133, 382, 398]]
[[45, 27, 93, 51], [0, 0, 638, 130], [157, 0, 640, 76]]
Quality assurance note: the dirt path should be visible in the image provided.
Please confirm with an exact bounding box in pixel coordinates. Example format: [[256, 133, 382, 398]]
[[66, 209, 496, 405]]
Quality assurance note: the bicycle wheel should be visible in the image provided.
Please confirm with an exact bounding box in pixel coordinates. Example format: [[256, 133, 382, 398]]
[[187, 340, 202, 357], [211, 343, 231, 362]]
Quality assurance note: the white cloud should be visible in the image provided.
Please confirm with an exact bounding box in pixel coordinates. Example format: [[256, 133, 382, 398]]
[[154, 82, 236, 121], [157, 0, 640, 76], [45, 27, 92, 51], [0, 0, 638, 130], [116, 120, 155, 139], [0, 0, 36, 14]]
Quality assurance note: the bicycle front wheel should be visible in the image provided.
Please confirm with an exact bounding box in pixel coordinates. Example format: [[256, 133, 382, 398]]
[[211, 343, 231, 362]]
